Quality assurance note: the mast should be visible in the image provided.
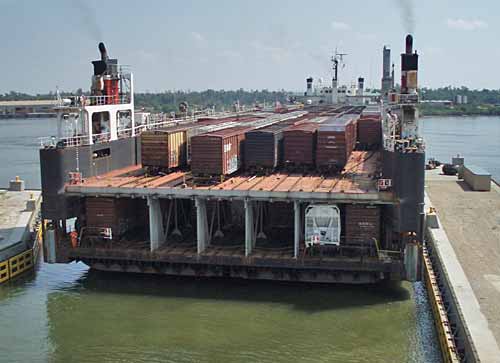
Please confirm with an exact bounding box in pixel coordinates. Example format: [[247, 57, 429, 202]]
[[330, 49, 347, 104]]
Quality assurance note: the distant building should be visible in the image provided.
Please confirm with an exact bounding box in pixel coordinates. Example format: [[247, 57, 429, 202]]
[[455, 94, 468, 105], [421, 100, 453, 107], [0, 100, 58, 118]]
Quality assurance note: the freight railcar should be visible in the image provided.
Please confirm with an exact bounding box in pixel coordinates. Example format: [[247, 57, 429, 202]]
[[344, 204, 381, 246], [316, 115, 358, 172], [244, 120, 298, 171], [84, 197, 148, 238], [140, 126, 189, 171], [282, 122, 320, 169], [357, 115, 382, 150], [190, 126, 252, 176]]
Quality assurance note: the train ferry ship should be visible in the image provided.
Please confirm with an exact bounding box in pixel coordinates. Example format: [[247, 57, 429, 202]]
[[39, 34, 424, 284]]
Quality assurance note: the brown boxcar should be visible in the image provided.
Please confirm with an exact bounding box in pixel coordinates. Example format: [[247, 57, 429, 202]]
[[244, 120, 298, 170], [357, 115, 382, 149], [85, 197, 148, 237], [283, 122, 320, 167], [316, 115, 358, 171], [186, 116, 263, 165], [141, 125, 188, 169], [190, 126, 252, 176], [344, 204, 381, 245]]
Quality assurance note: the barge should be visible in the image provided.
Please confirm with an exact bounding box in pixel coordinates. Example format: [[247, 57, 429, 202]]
[[40, 35, 425, 284]]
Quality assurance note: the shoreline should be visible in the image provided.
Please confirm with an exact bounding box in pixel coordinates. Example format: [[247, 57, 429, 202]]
[[0, 113, 56, 120], [421, 113, 500, 118]]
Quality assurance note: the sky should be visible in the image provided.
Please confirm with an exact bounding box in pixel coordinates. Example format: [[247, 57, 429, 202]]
[[0, 0, 498, 93]]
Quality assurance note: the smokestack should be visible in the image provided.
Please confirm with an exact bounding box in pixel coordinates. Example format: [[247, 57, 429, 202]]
[[306, 77, 313, 95], [381, 46, 393, 95], [383, 46, 391, 78], [401, 34, 418, 95], [391, 64, 395, 89], [405, 34, 413, 54], [98, 42, 108, 61], [358, 77, 364, 90], [92, 42, 108, 76], [358, 77, 364, 97]]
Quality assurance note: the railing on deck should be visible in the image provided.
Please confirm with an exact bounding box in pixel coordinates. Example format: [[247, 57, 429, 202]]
[[39, 110, 248, 148], [39, 135, 89, 148], [92, 132, 111, 144], [117, 128, 133, 139], [39, 132, 111, 148], [144, 114, 197, 129], [57, 95, 132, 108]]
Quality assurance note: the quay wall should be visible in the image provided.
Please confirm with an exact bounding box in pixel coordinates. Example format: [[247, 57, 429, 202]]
[[0, 191, 43, 284], [425, 193, 500, 362], [422, 245, 460, 363]]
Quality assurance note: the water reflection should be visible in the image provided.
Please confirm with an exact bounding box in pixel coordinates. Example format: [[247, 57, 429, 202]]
[[44, 269, 437, 363]]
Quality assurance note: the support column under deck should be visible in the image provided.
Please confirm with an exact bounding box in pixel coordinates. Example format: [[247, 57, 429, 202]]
[[147, 197, 165, 252], [294, 201, 301, 259], [244, 199, 254, 256], [195, 197, 207, 254]]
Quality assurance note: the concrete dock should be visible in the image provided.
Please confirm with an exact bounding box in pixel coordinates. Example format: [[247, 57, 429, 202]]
[[0, 189, 41, 261], [426, 169, 500, 362]]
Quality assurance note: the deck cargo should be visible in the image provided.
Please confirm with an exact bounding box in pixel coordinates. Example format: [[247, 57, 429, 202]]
[[190, 126, 252, 175], [344, 204, 381, 245], [84, 197, 147, 237], [283, 122, 320, 168], [316, 115, 358, 171], [38, 34, 426, 286], [244, 120, 297, 170], [141, 126, 188, 169], [357, 115, 382, 149]]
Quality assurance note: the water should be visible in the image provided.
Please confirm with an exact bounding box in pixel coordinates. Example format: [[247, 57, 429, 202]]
[[420, 116, 500, 181], [0, 118, 57, 189], [1, 266, 436, 363], [7, 115, 498, 362]]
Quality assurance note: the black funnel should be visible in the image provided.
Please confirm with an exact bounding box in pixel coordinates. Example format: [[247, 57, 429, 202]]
[[98, 42, 108, 61], [405, 35, 413, 54]]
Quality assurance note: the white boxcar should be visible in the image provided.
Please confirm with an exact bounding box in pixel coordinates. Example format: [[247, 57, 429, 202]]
[[304, 205, 341, 247]]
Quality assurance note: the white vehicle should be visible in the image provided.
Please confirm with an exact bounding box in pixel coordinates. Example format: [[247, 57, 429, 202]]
[[304, 205, 341, 247]]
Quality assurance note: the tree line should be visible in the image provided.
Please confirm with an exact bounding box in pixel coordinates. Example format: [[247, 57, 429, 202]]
[[3, 87, 500, 111], [420, 86, 500, 104], [0, 89, 289, 113], [134, 89, 289, 112]]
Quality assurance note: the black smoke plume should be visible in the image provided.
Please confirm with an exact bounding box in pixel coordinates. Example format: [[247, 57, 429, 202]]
[[71, 0, 103, 42], [395, 0, 415, 34]]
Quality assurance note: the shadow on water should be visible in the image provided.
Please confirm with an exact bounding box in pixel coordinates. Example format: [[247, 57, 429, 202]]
[[60, 268, 412, 312], [0, 261, 435, 363], [42, 267, 422, 363]]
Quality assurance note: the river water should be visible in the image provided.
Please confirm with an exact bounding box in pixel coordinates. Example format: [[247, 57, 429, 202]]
[[420, 116, 500, 181], [3, 115, 498, 363]]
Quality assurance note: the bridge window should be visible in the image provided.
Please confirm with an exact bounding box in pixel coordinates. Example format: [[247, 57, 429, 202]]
[[92, 111, 110, 143], [92, 111, 110, 135], [117, 110, 132, 129]]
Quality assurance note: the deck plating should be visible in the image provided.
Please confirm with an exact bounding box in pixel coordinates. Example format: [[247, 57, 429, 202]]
[[66, 151, 391, 203]]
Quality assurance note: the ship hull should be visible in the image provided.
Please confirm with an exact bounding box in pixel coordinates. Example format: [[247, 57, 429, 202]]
[[382, 149, 426, 239], [76, 255, 403, 284], [39, 137, 140, 220]]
